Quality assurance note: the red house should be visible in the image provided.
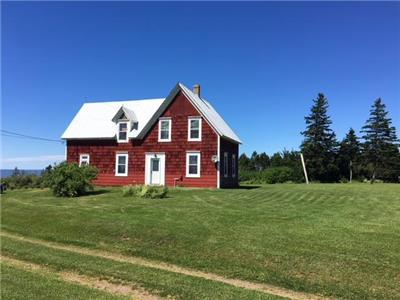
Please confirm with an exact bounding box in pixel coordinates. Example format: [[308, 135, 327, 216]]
[[62, 83, 241, 188]]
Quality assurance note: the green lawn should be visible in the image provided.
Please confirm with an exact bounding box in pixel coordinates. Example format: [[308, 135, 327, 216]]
[[1, 184, 400, 299], [1, 263, 128, 300]]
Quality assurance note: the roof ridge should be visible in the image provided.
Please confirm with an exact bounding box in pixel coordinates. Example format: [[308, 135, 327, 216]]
[[84, 98, 165, 104]]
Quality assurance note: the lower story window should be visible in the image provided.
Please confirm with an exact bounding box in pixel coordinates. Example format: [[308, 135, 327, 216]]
[[224, 152, 228, 177], [79, 154, 90, 166], [232, 154, 236, 177], [186, 152, 200, 177], [115, 153, 128, 176]]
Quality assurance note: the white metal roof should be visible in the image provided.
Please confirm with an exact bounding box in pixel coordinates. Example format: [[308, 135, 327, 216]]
[[61, 83, 241, 144], [61, 99, 164, 139]]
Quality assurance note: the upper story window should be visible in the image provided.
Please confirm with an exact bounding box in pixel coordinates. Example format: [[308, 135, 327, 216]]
[[224, 152, 228, 178], [232, 154, 236, 178], [115, 153, 128, 176], [186, 152, 201, 177], [79, 154, 90, 166], [158, 118, 171, 142], [117, 121, 129, 143], [188, 117, 202, 141]]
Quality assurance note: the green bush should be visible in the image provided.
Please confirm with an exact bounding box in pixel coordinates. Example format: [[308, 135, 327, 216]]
[[239, 167, 300, 184], [47, 162, 98, 197], [0, 174, 43, 190], [122, 184, 168, 199]]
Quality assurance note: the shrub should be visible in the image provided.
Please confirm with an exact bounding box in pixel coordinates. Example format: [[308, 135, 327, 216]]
[[239, 167, 300, 184], [122, 184, 168, 199], [47, 162, 98, 197], [0, 174, 43, 190]]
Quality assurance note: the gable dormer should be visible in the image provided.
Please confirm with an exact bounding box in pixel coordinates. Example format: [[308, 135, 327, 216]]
[[112, 106, 138, 143]]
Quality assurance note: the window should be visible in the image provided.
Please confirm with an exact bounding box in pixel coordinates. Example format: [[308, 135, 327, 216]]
[[115, 153, 128, 176], [117, 122, 129, 143], [79, 154, 90, 166], [224, 152, 228, 178], [158, 118, 171, 142], [186, 152, 201, 177], [188, 117, 202, 141], [232, 154, 236, 177]]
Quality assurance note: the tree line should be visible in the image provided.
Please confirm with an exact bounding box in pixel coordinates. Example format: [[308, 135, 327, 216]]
[[240, 95, 400, 183]]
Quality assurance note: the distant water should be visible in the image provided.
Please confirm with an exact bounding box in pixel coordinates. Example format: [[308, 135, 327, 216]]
[[0, 169, 43, 178]]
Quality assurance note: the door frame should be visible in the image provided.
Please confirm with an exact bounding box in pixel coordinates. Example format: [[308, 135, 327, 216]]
[[145, 153, 166, 185]]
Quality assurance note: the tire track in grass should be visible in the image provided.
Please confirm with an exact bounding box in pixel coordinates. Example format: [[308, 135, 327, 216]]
[[1, 230, 331, 300], [1, 256, 163, 300]]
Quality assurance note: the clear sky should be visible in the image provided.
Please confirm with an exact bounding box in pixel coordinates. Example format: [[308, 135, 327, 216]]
[[2, 1, 400, 169]]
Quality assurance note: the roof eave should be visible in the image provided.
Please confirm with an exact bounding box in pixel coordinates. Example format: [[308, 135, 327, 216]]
[[220, 135, 242, 145]]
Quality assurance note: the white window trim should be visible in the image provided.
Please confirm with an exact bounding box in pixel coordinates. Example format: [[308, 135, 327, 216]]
[[115, 153, 128, 176], [224, 152, 228, 178], [158, 118, 172, 142], [79, 154, 90, 166], [188, 117, 202, 141], [232, 154, 236, 178], [117, 121, 129, 143], [186, 151, 201, 178]]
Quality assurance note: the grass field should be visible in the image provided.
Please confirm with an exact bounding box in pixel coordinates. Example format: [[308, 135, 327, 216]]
[[1, 184, 399, 299]]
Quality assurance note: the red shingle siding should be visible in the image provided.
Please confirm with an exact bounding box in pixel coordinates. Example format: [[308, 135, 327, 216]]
[[219, 138, 239, 188], [67, 91, 219, 188]]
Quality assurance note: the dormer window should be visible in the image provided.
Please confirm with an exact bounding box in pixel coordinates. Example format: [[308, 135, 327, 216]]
[[117, 121, 129, 143], [158, 118, 171, 142], [112, 106, 137, 143]]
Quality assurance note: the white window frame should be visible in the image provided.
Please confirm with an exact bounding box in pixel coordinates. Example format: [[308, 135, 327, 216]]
[[188, 117, 202, 141], [232, 154, 236, 178], [224, 152, 228, 178], [158, 118, 172, 142], [117, 121, 129, 143], [186, 152, 201, 178], [115, 153, 128, 176], [79, 154, 90, 166]]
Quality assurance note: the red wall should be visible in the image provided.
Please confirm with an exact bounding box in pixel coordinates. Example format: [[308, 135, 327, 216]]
[[219, 138, 239, 188], [67, 92, 219, 188]]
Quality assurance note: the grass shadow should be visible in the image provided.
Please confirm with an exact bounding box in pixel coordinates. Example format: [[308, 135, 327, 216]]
[[237, 185, 261, 190], [84, 189, 110, 196]]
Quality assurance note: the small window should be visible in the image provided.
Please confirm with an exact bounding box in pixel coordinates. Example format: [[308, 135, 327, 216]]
[[188, 117, 202, 141], [115, 153, 128, 176], [232, 154, 236, 178], [79, 154, 90, 166], [117, 122, 129, 143], [224, 152, 228, 178], [158, 118, 171, 142], [186, 152, 201, 177]]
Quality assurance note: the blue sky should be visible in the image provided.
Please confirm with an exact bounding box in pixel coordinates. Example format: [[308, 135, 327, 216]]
[[2, 1, 400, 169]]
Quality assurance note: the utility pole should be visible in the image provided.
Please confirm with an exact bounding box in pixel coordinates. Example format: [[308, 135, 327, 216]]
[[300, 153, 309, 184], [349, 160, 353, 183]]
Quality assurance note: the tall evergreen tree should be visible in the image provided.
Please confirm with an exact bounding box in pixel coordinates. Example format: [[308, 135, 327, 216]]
[[300, 93, 339, 182], [270, 153, 283, 167], [250, 151, 262, 171], [258, 152, 270, 170], [338, 128, 360, 182], [239, 153, 252, 172], [361, 98, 400, 182]]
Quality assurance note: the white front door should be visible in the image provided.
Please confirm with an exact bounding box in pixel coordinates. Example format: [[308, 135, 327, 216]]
[[145, 153, 165, 185]]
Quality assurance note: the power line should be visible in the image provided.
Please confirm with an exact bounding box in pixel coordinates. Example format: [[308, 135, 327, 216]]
[[1, 130, 64, 144]]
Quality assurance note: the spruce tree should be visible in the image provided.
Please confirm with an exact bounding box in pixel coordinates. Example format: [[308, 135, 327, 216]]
[[270, 153, 283, 167], [258, 152, 270, 170], [361, 98, 400, 182], [338, 128, 360, 182], [250, 151, 261, 171], [239, 153, 252, 172], [300, 93, 339, 182]]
